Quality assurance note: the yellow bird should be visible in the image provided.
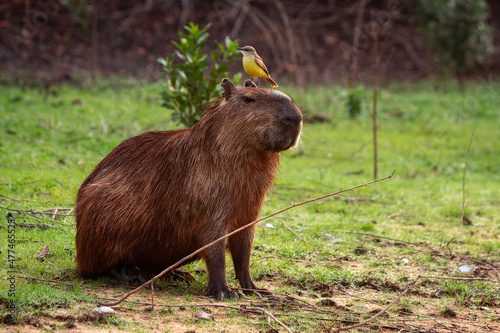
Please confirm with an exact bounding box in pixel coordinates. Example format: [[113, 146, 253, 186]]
[[237, 46, 278, 88]]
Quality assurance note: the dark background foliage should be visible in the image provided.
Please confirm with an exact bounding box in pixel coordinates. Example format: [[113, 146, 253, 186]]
[[1, 0, 499, 84]]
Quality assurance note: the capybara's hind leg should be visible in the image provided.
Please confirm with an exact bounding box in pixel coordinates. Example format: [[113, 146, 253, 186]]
[[110, 266, 151, 288]]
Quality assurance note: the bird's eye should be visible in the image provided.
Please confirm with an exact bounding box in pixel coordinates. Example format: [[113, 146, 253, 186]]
[[242, 96, 255, 104]]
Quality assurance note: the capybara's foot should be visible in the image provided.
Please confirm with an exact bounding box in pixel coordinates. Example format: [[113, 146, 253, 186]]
[[203, 281, 242, 301], [244, 80, 257, 88], [203, 289, 241, 301]]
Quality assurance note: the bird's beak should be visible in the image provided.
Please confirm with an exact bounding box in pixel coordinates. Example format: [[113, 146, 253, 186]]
[[236, 47, 243, 51]]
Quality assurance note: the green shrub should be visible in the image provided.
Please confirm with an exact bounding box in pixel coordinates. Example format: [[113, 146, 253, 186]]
[[345, 85, 365, 119], [158, 23, 241, 127], [416, 0, 495, 78]]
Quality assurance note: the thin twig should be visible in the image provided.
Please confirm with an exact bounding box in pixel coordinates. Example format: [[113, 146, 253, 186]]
[[64, 208, 74, 224], [371, 19, 380, 180], [333, 275, 421, 332], [0, 205, 74, 220], [339, 231, 449, 256], [420, 275, 498, 283], [101, 172, 395, 307], [0, 195, 45, 203], [458, 126, 475, 246], [18, 222, 55, 229], [18, 276, 75, 289], [151, 280, 155, 311], [15, 239, 43, 243], [247, 306, 293, 333], [350, 0, 370, 76], [282, 222, 306, 243], [445, 237, 455, 257]]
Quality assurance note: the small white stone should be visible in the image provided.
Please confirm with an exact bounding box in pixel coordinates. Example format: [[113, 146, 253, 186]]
[[194, 310, 213, 320], [264, 223, 274, 228], [92, 306, 115, 314], [458, 265, 477, 273], [402, 258, 409, 264]]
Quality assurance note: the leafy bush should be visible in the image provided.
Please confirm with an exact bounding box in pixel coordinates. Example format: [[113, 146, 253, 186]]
[[416, 0, 495, 78], [345, 85, 365, 119], [158, 23, 241, 127]]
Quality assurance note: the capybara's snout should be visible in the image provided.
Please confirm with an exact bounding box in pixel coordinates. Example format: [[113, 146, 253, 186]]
[[280, 106, 303, 128], [275, 104, 303, 151]]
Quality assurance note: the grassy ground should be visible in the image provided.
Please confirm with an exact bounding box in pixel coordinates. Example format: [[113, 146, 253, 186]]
[[0, 77, 499, 332]]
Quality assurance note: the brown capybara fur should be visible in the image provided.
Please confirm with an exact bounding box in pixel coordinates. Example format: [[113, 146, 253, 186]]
[[75, 79, 303, 299]]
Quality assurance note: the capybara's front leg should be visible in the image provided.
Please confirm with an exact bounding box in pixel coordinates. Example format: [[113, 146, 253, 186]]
[[202, 241, 234, 300], [229, 227, 270, 296]]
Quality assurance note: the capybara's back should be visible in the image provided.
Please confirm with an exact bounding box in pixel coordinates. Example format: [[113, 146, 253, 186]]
[[75, 79, 302, 299]]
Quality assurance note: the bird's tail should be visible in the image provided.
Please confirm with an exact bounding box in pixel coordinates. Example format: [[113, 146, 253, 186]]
[[266, 77, 278, 88]]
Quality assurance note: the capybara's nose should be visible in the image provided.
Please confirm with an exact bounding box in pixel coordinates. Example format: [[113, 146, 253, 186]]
[[280, 110, 302, 127]]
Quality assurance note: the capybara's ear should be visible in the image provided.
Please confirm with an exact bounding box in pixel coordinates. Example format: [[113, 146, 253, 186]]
[[244, 80, 257, 88], [221, 78, 236, 99]]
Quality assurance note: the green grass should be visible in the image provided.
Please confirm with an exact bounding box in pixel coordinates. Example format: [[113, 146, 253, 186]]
[[1, 77, 499, 332]]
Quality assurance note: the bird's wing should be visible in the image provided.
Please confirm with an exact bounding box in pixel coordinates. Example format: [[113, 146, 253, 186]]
[[254, 54, 270, 76]]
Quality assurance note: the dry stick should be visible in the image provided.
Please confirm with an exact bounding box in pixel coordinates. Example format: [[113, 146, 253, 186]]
[[91, 0, 98, 85], [0, 205, 74, 218], [445, 237, 455, 257], [245, 8, 283, 68], [101, 172, 396, 307], [15, 239, 43, 243], [18, 276, 75, 289], [420, 275, 498, 283], [350, 0, 370, 76], [247, 306, 292, 333], [228, 0, 249, 38], [340, 231, 450, 257], [282, 221, 306, 243], [151, 280, 155, 311], [458, 126, 475, 246], [0, 195, 45, 203], [274, 0, 298, 80], [236, 287, 319, 311], [0, 206, 47, 221], [64, 208, 74, 224], [371, 20, 380, 180], [333, 274, 421, 332]]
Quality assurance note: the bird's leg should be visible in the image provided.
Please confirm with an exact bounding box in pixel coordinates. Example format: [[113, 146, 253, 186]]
[[257, 77, 261, 87]]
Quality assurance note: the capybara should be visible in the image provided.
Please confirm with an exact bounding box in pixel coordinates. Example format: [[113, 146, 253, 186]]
[[75, 79, 303, 299]]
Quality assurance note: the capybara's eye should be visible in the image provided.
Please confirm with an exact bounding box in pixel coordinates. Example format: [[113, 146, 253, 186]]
[[241, 96, 255, 104]]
